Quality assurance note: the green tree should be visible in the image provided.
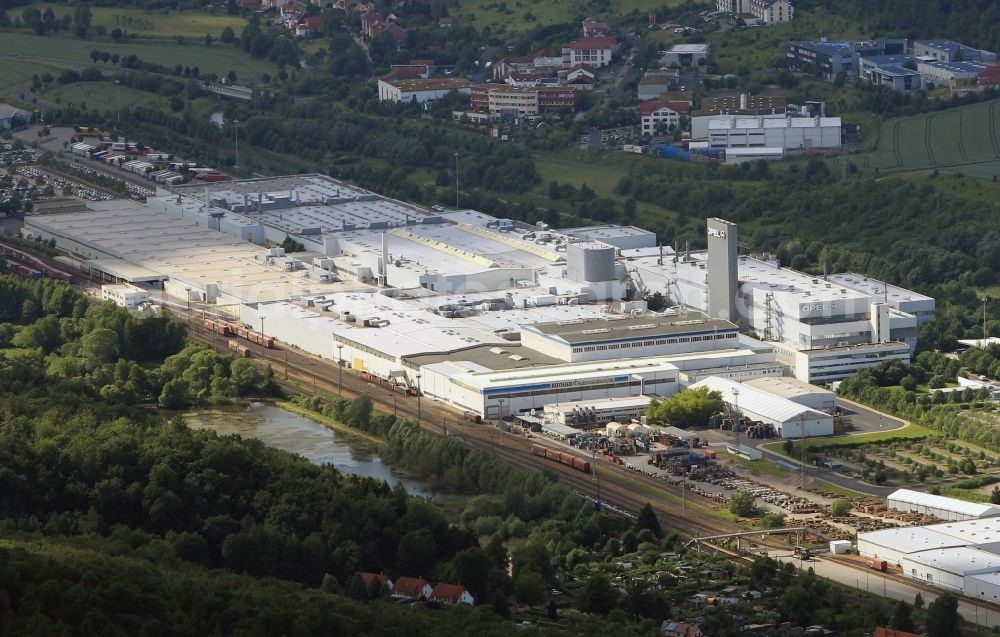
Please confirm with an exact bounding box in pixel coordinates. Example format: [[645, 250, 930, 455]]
[[829, 500, 851, 516], [914, 592, 924, 609], [646, 387, 724, 427], [891, 599, 915, 632], [158, 378, 190, 409], [344, 395, 373, 429], [396, 529, 437, 579], [728, 491, 758, 517], [925, 593, 960, 637], [783, 439, 794, 455], [634, 503, 662, 538], [513, 572, 546, 605], [80, 327, 120, 365], [991, 486, 1000, 505], [574, 574, 617, 616]]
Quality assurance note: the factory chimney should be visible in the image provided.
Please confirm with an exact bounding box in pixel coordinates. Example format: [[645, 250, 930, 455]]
[[706, 218, 738, 322], [380, 232, 389, 285]]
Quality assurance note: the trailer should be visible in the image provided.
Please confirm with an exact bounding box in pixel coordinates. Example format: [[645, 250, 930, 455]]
[[235, 325, 274, 348], [203, 319, 235, 336], [463, 411, 482, 423]]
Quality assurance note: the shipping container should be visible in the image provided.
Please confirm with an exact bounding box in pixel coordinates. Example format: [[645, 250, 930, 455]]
[[866, 558, 887, 572]]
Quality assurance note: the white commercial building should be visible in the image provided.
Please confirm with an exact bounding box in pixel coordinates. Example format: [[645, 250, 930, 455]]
[[543, 395, 651, 427], [743, 376, 835, 412], [663, 44, 711, 67], [101, 284, 151, 309], [887, 489, 1000, 522], [377, 78, 472, 103], [708, 116, 842, 150], [688, 376, 834, 438]]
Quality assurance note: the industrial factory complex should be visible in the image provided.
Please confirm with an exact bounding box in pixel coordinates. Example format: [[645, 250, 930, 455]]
[[23, 173, 934, 428]]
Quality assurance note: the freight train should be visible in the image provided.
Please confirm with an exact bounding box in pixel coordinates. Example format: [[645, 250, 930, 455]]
[[203, 319, 235, 336], [235, 325, 274, 348], [228, 340, 250, 357], [359, 370, 417, 395], [0, 243, 76, 283], [531, 444, 591, 473]]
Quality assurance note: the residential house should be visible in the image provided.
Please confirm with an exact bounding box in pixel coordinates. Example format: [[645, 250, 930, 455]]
[[582, 17, 611, 37], [660, 621, 704, 637], [381, 66, 429, 81], [637, 70, 680, 100], [979, 65, 1000, 87], [438, 16, 453, 27], [359, 572, 393, 591], [562, 36, 616, 68], [504, 71, 541, 87], [294, 15, 322, 37], [493, 56, 534, 81], [562, 64, 597, 87], [428, 583, 475, 606], [638, 99, 690, 135], [392, 576, 433, 599], [361, 11, 385, 37]]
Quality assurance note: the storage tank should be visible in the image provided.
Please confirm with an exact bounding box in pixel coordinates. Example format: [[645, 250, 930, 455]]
[[566, 241, 616, 283]]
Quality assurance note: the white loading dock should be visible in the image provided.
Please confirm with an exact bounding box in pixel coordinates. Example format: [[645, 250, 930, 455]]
[[688, 376, 834, 438], [743, 376, 835, 412], [887, 489, 1000, 521], [901, 547, 1000, 593], [857, 526, 969, 567]]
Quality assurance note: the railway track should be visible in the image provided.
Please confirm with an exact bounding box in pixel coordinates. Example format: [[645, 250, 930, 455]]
[[184, 318, 740, 540]]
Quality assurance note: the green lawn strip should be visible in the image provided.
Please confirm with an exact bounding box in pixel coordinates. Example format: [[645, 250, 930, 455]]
[[0, 31, 275, 79], [717, 450, 789, 478], [42, 81, 161, 111], [761, 422, 935, 458], [25, 2, 248, 39]]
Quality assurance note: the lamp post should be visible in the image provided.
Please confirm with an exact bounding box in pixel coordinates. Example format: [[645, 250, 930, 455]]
[[591, 448, 601, 504], [498, 397, 505, 446], [233, 119, 240, 171], [983, 297, 989, 346], [115, 80, 121, 123], [184, 287, 191, 327], [416, 373, 422, 425], [337, 343, 344, 395], [731, 386, 740, 447]]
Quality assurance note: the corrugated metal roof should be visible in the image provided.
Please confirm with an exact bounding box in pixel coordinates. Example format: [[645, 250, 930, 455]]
[[888, 489, 1000, 518], [689, 376, 828, 424], [905, 546, 1000, 575]]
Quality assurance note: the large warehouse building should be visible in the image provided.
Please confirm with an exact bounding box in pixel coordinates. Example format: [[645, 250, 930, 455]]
[[688, 376, 834, 438], [859, 509, 1000, 597], [23, 174, 933, 418], [886, 489, 1000, 522]]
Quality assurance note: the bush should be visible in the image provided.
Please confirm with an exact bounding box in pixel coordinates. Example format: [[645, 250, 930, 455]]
[[829, 499, 851, 516], [728, 491, 759, 517]]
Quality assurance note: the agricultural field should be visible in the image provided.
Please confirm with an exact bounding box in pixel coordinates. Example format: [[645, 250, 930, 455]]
[[0, 32, 275, 79], [859, 99, 1000, 179], [23, 3, 248, 40], [42, 81, 160, 113], [0, 59, 62, 103]]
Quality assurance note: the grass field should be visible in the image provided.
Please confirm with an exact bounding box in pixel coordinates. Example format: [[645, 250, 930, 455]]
[[0, 31, 275, 79], [25, 3, 248, 40], [452, 0, 690, 35], [0, 59, 62, 102], [860, 99, 1000, 179], [761, 422, 936, 457], [42, 81, 160, 112]]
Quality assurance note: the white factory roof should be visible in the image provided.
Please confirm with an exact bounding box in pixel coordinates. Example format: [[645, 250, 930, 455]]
[[744, 376, 834, 401], [668, 44, 710, 53], [826, 273, 934, 306], [545, 395, 651, 413], [966, 571, 1000, 588], [688, 376, 830, 424], [709, 116, 842, 130], [925, 519, 1000, 543], [858, 526, 970, 553], [448, 357, 681, 391], [889, 489, 1000, 519], [724, 147, 784, 157], [959, 338, 1000, 348], [905, 547, 1000, 576], [26, 201, 363, 303]]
